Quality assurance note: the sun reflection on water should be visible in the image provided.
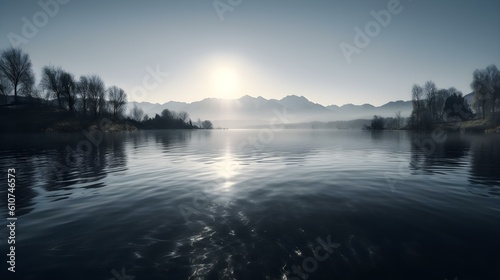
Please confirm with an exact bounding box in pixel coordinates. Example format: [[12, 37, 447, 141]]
[[214, 148, 241, 190]]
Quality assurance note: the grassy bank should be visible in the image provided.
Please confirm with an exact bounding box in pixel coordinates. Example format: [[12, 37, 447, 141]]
[[433, 118, 498, 133], [0, 103, 138, 133]]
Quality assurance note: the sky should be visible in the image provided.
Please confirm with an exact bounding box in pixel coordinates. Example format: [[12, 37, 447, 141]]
[[1, 0, 499, 106]]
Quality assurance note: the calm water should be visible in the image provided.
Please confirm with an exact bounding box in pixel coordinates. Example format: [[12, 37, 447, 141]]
[[0, 130, 499, 280]]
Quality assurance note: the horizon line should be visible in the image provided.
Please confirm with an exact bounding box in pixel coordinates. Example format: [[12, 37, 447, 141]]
[[132, 94, 418, 108]]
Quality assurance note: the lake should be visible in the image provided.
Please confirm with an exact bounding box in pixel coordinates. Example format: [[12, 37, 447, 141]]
[[0, 129, 499, 280]]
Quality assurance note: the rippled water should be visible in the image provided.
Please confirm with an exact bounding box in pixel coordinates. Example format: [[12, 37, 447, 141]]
[[0, 130, 499, 280]]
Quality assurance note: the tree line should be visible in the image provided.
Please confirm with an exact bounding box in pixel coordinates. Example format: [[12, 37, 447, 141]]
[[0, 48, 126, 119], [367, 65, 499, 131], [0, 47, 212, 129], [135, 108, 213, 129], [409, 65, 499, 130]]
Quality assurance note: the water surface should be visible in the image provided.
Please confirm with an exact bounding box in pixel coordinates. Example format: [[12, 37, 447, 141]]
[[0, 130, 499, 280]]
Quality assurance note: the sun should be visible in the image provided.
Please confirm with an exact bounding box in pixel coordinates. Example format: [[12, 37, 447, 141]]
[[212, 67, 239, 99]]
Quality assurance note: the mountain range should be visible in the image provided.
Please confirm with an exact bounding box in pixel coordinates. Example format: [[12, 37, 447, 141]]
[[128, 92, 477, 128], [128, 95, 415, 128]]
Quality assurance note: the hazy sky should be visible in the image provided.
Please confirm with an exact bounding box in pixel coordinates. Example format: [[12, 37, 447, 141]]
[[1, 0, 499, 106]]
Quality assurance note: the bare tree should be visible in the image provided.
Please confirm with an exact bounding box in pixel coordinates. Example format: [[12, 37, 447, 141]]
[[177, 111, 189, 122], [60, 71, 76, 111], [87, 75, 106, 118], [424, 81, 438, 121], [107, 86, 127, 119], [98, 91, 109, 116], [131, 104, 144, 121], [0, 48, 33, 103], [41, 66, 62, 108], [41, 66, 76, 111], [76, 76, 90, 116], [395, 111, 402, 127], [0, 73, 12, 104], [17, 66, 36, 100], [485, 65, 500, 117], [411, 84, 424, 125], [471, 68, 489, 119], [471, 65, 500, 119]]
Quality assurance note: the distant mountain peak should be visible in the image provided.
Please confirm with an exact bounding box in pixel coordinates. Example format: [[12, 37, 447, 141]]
[[129, 94, 414, 128], [239, 94, 254, 99], [281, 95, 309, 101]]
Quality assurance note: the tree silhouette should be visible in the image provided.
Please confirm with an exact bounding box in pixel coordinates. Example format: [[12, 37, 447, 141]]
[[131, 104, 144, 121], [41, 66, 61, 108], [369, 115, 385, 130], [0, 47, 216, 132], [444, 93, 473, 121], [424, 81, 438, 121], [177, 111, 189, 122], [107, 86, 127, 119], [410, 84, 425, 128], [435, 88, 452, 121], [60, 71, 76, 111], [161, 108, 173, 119], [87, 75, 106, 118], [0, 48, 34, 103], [471, 65, 500, 119], [76, 76, 91, 116], [41, 66, 76, 111], [0, 72, 12, 104], [395, 111, 402, 127], [201, 120, 213, 129]]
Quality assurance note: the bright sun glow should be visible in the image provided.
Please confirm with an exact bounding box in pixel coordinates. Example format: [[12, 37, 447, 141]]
[[212, 67, 239, 98]]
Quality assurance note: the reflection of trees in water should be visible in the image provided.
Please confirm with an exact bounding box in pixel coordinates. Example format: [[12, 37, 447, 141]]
[[469, 135, 500, 193], [45, 133, 129, 191], [408, 132, 500, 195], [105, 133, 128, 173], [129, 130, 150, 150], [409, 132, 470, 173], [0, 153, 38, 217], [154, 130, 192, 151], [0, 132, 130, 214], [369, 130, 409, 146], [0, 133, 75, 216], [43, 138, 108, 191], [370, 130, 383, 142]]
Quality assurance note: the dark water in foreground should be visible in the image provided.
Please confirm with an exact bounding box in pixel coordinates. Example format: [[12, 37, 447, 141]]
[[0, 130, 499, 280]]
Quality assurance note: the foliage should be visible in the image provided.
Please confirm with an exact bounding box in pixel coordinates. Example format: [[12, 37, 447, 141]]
[[0, 47, 215, 131], [471, 64, 500, 120], [201, 120, 213, 129], [140, 108, 197, 129], [130, 104, 144, 122], [444, 93, 473, 121], [369, 115, 385, 130], [410, 80, 477, 129]]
